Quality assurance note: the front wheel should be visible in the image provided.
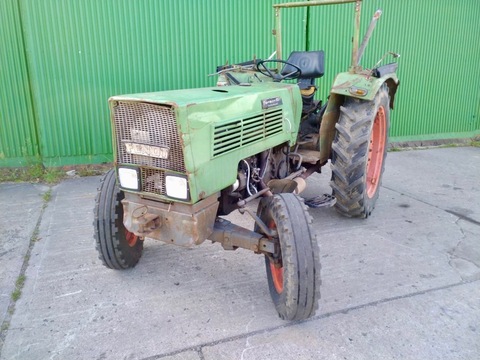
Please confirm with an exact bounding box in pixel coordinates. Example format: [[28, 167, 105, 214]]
[[256, 193, 320, 321], [94, 169, 143, 269], [330, 84, 390, 218]]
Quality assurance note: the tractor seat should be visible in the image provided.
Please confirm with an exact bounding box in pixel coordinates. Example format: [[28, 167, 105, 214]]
[[281, 51, 325, 93]]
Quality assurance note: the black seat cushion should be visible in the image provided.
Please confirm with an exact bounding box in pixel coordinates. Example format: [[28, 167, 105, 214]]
[[282, 51, 325, 79]]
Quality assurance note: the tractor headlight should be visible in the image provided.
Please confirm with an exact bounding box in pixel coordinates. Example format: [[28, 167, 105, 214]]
[[165, 174, 189, 200], [118, 167, 140, 190]]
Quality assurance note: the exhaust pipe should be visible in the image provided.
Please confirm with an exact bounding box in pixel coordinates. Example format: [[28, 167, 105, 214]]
[[293, 177, 307, 194]]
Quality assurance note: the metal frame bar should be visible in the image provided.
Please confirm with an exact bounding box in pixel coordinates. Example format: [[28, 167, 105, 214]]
[[351, 0, 362, 71], [357, 9, 382, 66], [273, 0, 360, 8], [273, 0, 362, 72], [209, 218, 276, 254]]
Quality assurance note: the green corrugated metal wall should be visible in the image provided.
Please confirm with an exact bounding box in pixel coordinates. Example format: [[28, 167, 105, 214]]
[[1, 0, 479, 167], [309, 0, 480, 143], [0, 0, 39, 166]]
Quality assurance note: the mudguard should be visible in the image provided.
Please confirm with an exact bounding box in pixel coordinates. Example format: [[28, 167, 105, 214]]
[[331, 71, 399, 108], [319, 69, 399, 163]]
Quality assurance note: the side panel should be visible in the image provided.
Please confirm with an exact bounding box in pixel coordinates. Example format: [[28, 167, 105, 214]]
[[182, 85, 302, 202]]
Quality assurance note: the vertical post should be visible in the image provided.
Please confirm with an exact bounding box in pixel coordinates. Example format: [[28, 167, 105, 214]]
[[350, 0, 362, 72], [275, 7, 283, 69], [357, 9, 382, 65]]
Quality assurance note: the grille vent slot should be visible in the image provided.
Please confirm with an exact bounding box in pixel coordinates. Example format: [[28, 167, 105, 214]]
[[213, 108, 283, 157], [141, 168, 166, 196]]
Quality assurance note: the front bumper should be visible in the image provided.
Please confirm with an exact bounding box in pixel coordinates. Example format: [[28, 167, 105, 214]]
[[122, 193, 219, 247]]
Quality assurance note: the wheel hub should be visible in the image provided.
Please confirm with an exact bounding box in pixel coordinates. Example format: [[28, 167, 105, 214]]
[[125, 229, 139, 247]]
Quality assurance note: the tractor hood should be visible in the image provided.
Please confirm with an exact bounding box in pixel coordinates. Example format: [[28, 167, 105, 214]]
[[109, 82, 302, 203]]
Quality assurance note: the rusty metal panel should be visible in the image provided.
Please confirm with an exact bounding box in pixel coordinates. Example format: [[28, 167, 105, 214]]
[[308, 0, 480, 141], [0, 0, 39, 167]]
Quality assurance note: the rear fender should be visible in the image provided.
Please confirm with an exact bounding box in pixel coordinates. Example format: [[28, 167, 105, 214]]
[[319, 71, 399, 163], [331, 71, 399, 109]]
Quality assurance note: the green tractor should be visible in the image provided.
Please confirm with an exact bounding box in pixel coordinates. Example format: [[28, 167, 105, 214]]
[[94, 0, 399, 321]]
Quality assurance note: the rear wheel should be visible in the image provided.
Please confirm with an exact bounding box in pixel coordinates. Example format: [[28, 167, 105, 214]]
[[256, 193, 320, 321], [330, 84, 390, 218], [94, 169, 143, 269]]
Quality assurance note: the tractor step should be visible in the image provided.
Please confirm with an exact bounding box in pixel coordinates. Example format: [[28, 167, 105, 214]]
[[304, 194, 337, 208]]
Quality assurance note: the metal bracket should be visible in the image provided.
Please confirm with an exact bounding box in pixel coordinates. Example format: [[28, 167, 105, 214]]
[[239, 207, 277, 238]]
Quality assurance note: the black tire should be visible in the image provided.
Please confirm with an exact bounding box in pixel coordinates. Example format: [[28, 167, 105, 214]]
[[94, 169, 143, 269], [256, 193, 320, 321], [330, 84, 390, 218]]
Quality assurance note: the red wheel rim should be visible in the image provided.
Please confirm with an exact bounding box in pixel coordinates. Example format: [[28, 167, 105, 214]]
[[267, 219, 283, 294], [125, 229, 138, 247], [366, 106, 386, 198], [270, 263, 284, 293]]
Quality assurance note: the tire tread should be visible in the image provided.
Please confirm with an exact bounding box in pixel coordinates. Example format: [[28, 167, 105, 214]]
[[330, 85, 390, 218], [93, 169, 143, 269]]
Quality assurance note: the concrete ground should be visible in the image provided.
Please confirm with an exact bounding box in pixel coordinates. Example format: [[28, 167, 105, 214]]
[[0, 147, 479, 360]]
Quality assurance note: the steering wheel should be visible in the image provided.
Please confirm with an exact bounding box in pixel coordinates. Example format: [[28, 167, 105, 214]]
[[257, 60, 302, 82]]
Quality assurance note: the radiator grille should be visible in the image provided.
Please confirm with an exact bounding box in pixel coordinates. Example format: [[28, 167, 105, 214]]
[[113, 101, 185, 172], [113, 101, 185, 196], [213, 108, 283, 157]]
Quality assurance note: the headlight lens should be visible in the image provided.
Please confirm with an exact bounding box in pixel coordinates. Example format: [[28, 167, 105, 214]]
[[118, 167, 139, 190], [165, 175, 189, 200]]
